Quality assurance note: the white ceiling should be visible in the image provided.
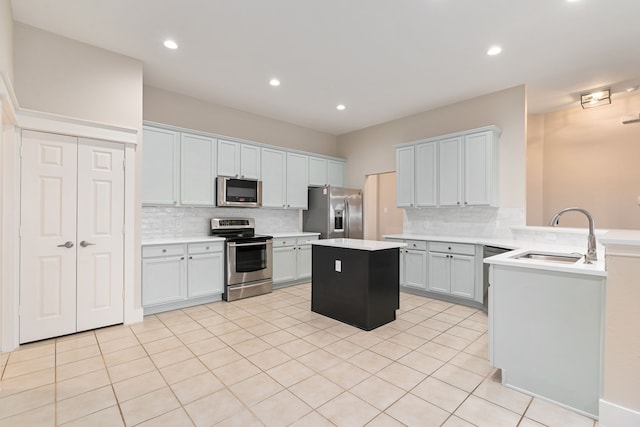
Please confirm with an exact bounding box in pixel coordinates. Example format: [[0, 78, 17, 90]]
[[11, 0, 640, 135]]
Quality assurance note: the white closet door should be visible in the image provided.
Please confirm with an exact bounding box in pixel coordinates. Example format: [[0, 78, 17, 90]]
[[20, 130, 78, 343], [76, 138, 125, 332]]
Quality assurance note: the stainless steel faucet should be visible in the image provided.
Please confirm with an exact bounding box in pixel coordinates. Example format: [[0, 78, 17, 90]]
[[548, 207, 598, 264]]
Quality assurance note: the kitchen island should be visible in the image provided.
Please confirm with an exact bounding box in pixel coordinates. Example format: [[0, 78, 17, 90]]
[[310, 238, 406, 331]]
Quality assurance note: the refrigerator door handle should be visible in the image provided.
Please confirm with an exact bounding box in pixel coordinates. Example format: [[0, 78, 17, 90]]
[[345, 199, 350, 238]]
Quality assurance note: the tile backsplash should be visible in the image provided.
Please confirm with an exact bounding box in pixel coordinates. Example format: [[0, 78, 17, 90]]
[[142, 206, 301, 239], [403, 207, 525, 238]]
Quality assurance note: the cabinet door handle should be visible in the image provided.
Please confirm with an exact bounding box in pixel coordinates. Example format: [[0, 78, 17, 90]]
[[80, 240, 95, 247], [189, 256, 193, 259], [448, 247, 452, 250], [57, 241, 74, 248], [457, 201, 460, 205], [180, 256, 185, 260]]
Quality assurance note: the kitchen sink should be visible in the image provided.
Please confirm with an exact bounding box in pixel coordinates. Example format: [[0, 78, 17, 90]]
[[513, 252, 583, 264]]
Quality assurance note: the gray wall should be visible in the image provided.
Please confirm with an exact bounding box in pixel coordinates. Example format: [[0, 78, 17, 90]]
[[144, 86, 338, 157], [0, 0, 13, 83], [14, 23, 143, 129]]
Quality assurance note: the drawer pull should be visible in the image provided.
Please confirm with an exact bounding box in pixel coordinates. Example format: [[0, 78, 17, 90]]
[[162, 249, 167, 253], [205, 246, 210, 250]]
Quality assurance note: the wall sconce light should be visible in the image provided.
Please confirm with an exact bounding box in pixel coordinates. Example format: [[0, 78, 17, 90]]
[[581, 89, 611, 109]]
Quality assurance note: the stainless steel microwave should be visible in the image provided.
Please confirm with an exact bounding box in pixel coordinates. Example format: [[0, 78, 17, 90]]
[[216, 177, 262, 207]]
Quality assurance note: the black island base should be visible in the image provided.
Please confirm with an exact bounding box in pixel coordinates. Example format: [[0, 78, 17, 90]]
[[311, 244, 400, 331]]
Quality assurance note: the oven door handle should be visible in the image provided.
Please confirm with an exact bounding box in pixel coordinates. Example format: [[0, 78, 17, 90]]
[[228, 241, 272, 248]]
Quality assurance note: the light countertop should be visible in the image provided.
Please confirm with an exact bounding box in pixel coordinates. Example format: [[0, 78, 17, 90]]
[[311, 238, 407, 251], [599, 229, 640, 246], [484, 245, 606, 277], [383, 233, 606, 277], [266, 232, 320, 238], [142, 236, 226, 246], [142, 232, 319, 246], [383, 234, 520, 250]]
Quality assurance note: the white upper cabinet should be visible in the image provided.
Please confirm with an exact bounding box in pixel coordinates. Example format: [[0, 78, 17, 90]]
[[261, 148, 287, 208], [180, 133, 216, 206], [415, 141, 438, 207], [240, 144, 261, 179], [395, 126, 501, 208], [309, 157, 328, 187], [216, 139, 238, 178], [261, 149, 308, 209], [327, 160, 345, 187], [464, 130, 496, 206], [141, 124, 347, 209], [142, 126, 180, 205], [286, 153, 309, 209], [217, 140, 260, 179], [309, 157, 345, 187], [396, 146, 415, 208], [438, 136, 463, 207]]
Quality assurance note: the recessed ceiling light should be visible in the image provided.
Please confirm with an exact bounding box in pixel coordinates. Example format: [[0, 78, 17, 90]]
[[336, 104, 346, 111], [487, 46, 502, 56], [626, 86, 638, 93], [269, 78, 280, 87], [163, 40, 178, 50]]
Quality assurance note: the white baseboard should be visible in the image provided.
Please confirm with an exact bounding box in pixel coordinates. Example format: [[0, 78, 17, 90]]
[[600, 399, 640, 427]]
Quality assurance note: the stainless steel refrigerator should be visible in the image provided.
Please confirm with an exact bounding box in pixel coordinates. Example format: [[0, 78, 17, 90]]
[[303, 186, 363, 239]]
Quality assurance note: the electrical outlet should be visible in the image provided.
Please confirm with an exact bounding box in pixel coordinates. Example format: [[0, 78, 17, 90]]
[[335, 260, 342, 273]]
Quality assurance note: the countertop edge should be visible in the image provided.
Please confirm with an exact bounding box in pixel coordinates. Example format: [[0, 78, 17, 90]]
[[142, 236, 226, 245], [311, 238, 407, 251], [383, 234, 607, 276]]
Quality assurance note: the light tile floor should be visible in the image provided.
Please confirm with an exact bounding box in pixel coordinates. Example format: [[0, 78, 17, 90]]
[[0, 284, 599, 427]]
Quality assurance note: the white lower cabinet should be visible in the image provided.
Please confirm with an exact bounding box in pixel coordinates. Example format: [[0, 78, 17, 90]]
[[403, 241, 428, 290], [428, 242, 476, 299], [386, 237, 481, 305], [187, 243, 225, 298], [273, 235, 318, 285], [142, 245, 186, 306], [142, 241, 224, 313]]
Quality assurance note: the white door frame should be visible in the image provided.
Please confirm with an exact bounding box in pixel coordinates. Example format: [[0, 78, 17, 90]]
[[1, 107, 140, 352]]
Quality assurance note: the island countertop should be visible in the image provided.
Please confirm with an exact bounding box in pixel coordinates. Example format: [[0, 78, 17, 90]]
[[310, 238, 407, 251]]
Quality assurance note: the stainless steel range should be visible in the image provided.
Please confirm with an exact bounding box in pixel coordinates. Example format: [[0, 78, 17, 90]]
[[210, 218, 273, 302]]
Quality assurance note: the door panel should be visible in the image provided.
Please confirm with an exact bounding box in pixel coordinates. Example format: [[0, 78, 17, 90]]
[[76, 139, 125, 332], [404, 249, 426, 290], [188, 253, 224, 298], [450, 255, 475, 299], [438, 137, 462, 206], [428, 252, 450, 294], [20, 130, 78, 343]]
